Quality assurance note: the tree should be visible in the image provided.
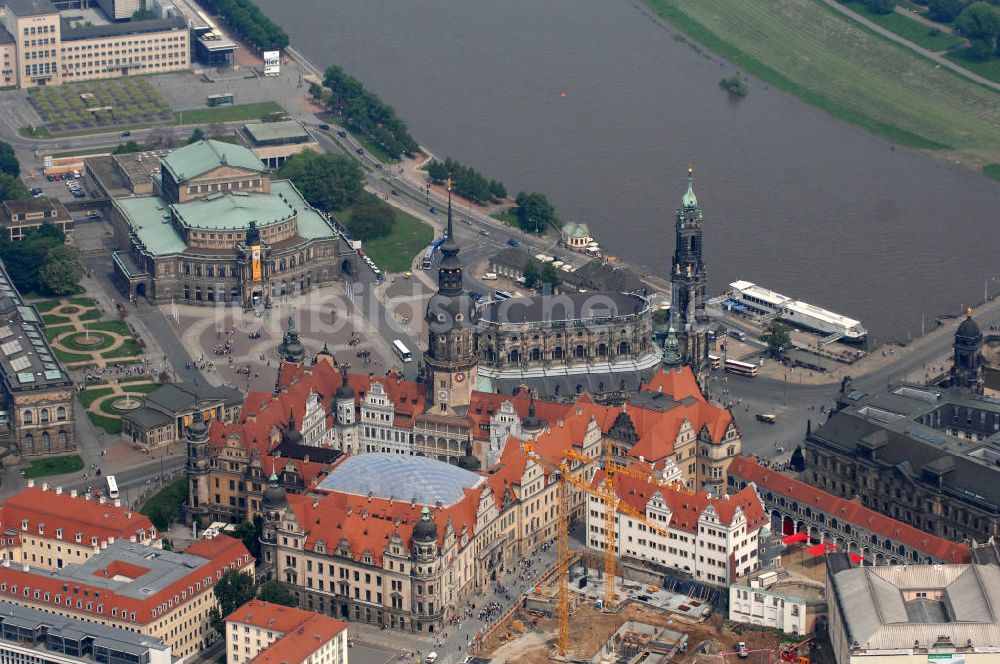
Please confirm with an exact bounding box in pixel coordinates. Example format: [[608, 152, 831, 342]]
[[187, 128, 206, 144], [864, 0, 896, 14], [277, 150, 363, 211], [211, 570, 256, 633], [0, 142, 20, 177], [347, 193, 395, 241], [523, 260, 540, 288], [956, 2, 1000, 57], [514, 192, 559, 233], [760, 322, 792, 359], [0, 173, 28, 201], [112, 141, 144, 154], [789, 445, 806, 472], [540, 263, 561, 288], [145, 127, 177, 150], [257, 581, 297, 607], [928, 0, 970, 21], [38, 245, 83, 295], [232, 517, 262, 559], [131, 7, 155, 20], [0, 224, 65, 293]]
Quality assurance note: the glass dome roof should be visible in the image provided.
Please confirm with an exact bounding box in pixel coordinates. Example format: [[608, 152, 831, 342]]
[[317, 454, 484, 506]]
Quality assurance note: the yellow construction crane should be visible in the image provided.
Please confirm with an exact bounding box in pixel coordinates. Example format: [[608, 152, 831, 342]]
[[524, 443, 672, 657]]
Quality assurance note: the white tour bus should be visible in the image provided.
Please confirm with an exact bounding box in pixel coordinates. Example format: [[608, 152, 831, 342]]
[[392, 339, 413, 362]]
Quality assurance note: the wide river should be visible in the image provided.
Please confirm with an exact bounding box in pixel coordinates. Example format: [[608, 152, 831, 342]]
[[265, 0, 1000, 342]]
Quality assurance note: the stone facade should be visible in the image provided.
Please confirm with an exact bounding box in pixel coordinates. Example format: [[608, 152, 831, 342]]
[[111, 140, 355, 307], [669, 169, 710, 371]]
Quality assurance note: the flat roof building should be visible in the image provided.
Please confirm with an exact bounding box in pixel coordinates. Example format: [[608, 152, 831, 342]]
[[827, 555, 1000, 662], [237, 120, 320, 169], [0, 197, 72, 242], [0, 599, 171, 664]]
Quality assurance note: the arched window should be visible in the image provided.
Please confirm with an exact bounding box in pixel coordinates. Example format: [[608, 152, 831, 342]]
[[41, 432, 49, 448], [531, 348, 541, 362], [597, 344, 608, 357], [40, 409, 49, 423], [59, 430, 67, 446], [575, 345, 585, 358], [22, 411, 32, 425], [553, 347, 564, 360], [618, 341, 629, 355], [56, 406, 66, 421], [24, 433, 33, 449]]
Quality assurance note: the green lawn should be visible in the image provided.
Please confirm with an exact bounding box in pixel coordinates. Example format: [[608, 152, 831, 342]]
[[87, 411, 122, 434], [983, 164, 1000, 181], [140, 478, 189, 531], [51, 147, 113, 159], [338, 206, 433, 273], [946, 48, 1000, 85], [77, 387, 114, 409], [22, 454, 84, 479], [643, 0, 1000, 163], [344, 124, 397, 164], [841, 1, 963, 51], [175, 101, 284, 125]]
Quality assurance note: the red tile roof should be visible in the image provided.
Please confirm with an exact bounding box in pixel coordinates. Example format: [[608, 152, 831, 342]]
[[0, 534, 252, 625], [284, 485, 484, 565], [594, 467, 767, 535], [227, 599, 346, 664], [728, 457, 972, 564], [0, 486, 156, 546]]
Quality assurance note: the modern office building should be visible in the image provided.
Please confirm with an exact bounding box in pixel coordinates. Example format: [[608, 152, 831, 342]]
[[237, 120, 320, 169], [0, 599, 172, 664], [0, 0, 190, 88]]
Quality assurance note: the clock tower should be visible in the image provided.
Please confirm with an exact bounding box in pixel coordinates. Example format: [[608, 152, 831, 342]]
[[669, 168, 709, 371], [424, 180, 478, 414]]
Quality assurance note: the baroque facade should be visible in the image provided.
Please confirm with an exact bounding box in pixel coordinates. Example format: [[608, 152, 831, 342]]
[[669, 169, 710, 371], [110, 139, 354, 307]]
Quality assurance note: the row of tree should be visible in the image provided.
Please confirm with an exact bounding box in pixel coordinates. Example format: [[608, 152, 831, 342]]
[[208, 568, 297, 635], [425, 158, 506, 204], [523, 260, 561, 289], [313, 66, 419, 160], [952, 2, 1000, 58], [0, 140, 26, 202], [0, 225, 83, 296], [200, 0, 288, 51]]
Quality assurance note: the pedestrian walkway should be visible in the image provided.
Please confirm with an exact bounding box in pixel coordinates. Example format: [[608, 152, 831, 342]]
[[37, 298, 143, 369]]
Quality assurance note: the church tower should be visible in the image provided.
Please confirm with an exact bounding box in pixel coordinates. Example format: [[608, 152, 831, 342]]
[[951, 308, 984, 393], [185, 411, 210, 526], [669, 168, 709, 370], [424, 179, 478, 414]]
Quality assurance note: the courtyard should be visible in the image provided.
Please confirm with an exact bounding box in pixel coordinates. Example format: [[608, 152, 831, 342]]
[[78, 377, 161, 434], [167, 287, 401, 393], [27, 78, 173, 134], [37, 298, 144, 368]]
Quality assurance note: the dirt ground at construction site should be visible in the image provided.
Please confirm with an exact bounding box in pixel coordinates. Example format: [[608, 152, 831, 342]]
[[481, 599, 787, 664]]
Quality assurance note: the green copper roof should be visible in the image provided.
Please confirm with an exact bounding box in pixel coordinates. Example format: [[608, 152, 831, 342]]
[[171, 190, 296, 231], [243, 120, 311, 144], [562, 221, 590, 238], [161, 140, 266, 183], [270, 180, 337, 240], [114, 196, 187, 257], [662, 325, 681, 366], [681, 168, 698, 209]]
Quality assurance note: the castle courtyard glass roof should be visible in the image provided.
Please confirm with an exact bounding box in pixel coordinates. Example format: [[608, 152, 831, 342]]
[[317, 454, 484, 506]]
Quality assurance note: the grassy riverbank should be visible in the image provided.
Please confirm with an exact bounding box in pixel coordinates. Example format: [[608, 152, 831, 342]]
[[643, 0, 1000, 164]]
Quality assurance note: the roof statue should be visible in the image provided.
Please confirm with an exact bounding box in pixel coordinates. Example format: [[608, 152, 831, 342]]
[[681, 167, 698, 209]]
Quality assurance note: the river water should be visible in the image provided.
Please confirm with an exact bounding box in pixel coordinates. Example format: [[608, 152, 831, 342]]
[[266, 0, 1000, 342]]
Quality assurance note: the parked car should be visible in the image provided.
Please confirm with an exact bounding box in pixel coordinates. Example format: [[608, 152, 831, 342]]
[[756, 413, 777, 424], [318, 123, 330, 130], [429, 207, 438, 215], [337, 130, 347, 138], [355, 147, 364, 155], [120, 130, 131, 137], [479, 229, 490, 236], [737, 642, 749, 658], [506, 238, 519, 247]]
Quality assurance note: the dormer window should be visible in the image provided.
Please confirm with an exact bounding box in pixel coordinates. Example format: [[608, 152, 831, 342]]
[[20, 520, 27, 530], [75, 532, 82, 543], [37, 524, 44, 535], [55, 528, 62, 539]]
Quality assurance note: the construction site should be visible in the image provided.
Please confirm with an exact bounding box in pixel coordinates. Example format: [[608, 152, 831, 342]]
[[470, 553, 826, 664], [466, 443, 830, 664]]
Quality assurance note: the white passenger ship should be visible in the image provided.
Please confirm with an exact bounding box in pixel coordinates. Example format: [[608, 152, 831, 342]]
[[727, 280, 867, 342]]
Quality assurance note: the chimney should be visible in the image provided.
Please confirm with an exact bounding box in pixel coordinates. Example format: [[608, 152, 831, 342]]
[[130, 536, 137, 543], [557, 418, 564, 428], [84, 493, 92, 501], [70, 489, 78, 498], [42, 482, 48, 491], [639, 455, 644, 464], [22, 564, 29, 573], [367, 491, 373, 503], [55, 486, 63, 495], [114, 499, 121, 508], [99, 496, 106, 505], [27, 479, 34, 488], [346, 506, 352, 516]]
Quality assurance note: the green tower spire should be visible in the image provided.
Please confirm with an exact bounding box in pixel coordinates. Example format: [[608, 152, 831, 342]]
[[681, 167, 698, 209], [662, 326, 682, 367]]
